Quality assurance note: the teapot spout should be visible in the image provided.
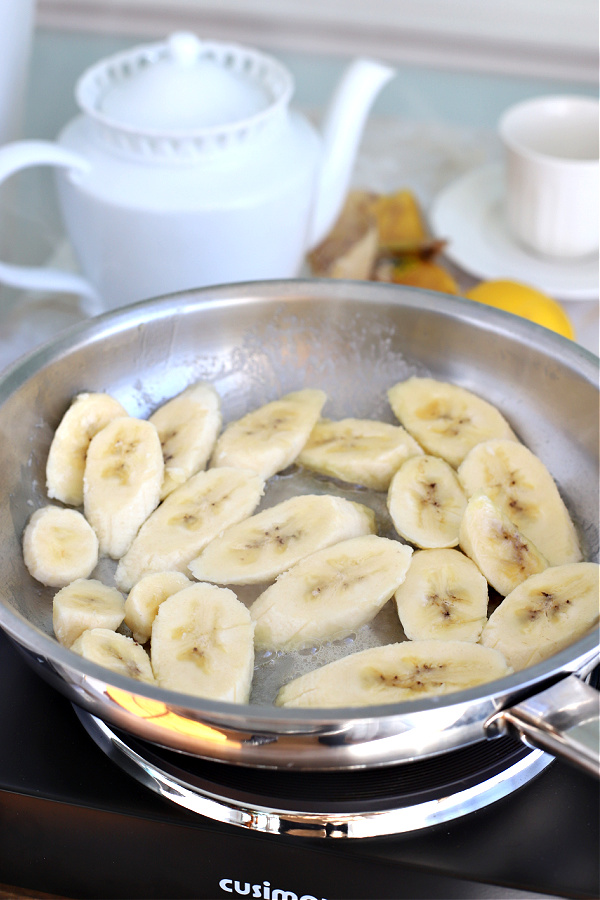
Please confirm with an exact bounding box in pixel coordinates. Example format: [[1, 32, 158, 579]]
[[308, 58, 395, 249]]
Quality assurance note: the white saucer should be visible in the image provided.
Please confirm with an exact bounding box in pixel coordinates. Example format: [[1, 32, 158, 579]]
[[429, 164, 599, 301]]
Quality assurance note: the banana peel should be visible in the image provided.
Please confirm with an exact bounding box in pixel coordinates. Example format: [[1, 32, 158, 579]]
[[307, 191, 379, 280], [374, 189, 428, 251], [374, 256, 459, 294], [308, 188, 458, 294]]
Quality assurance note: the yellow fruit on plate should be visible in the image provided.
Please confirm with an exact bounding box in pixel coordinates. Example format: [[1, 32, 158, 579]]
[[464, 280, 575, 340]]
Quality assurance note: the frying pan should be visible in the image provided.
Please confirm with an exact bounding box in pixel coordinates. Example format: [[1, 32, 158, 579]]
[[0, 279, 598, 774]]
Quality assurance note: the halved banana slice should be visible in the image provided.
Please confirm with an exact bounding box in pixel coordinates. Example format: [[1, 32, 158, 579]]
[[22, 505, 99, 587], [387, 454, 467, 549], [250, 534, 413, 651], [297, 417, 423, 490], [394, 548, 488, 643], [457, 438, 582, 566], [480, 562, 600, 671], [124, 571, 192, 644], [52, 578, 125, 648], [46, 392, 128, 506], [210, 388, 327, 481], [188, 493, 376, 586], [459, 493, 548, 596], [71, 628, 155, 684], [115, 467, 264, 591], [387, 376, 518, 468], [83, 417, 164, 559], [150, 583, 255, 703], [275, 639, 512, 708], [149, 381, 222, 500]]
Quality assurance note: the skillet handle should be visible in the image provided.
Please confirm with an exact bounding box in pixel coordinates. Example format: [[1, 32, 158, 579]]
[[486, 674, 600, 779]]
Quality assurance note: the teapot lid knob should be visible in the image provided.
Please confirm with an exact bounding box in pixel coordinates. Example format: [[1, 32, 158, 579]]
[[167, 31, 203, 67]]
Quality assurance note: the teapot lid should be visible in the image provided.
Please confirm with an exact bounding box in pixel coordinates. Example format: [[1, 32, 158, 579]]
[[76, 32, 293, 140]]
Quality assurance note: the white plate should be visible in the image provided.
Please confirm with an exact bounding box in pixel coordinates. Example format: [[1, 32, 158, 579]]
[[429, 164, 599, 301]]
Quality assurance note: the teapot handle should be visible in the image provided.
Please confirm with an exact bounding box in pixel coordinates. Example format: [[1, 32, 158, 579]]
[[0, 140, 102, 316]]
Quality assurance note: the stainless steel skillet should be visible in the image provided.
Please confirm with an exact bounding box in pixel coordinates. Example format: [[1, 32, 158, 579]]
[[0, 279, 598, 773]]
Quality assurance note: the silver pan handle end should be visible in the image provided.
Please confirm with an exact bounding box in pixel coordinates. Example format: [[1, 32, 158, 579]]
[[486, 673, 600, 779]]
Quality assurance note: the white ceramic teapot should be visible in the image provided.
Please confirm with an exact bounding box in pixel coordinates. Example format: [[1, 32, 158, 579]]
[[0, 33, 394, 312]]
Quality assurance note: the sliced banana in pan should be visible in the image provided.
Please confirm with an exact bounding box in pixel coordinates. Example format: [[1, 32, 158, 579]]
[[71, 627, 156, 684], [83, 417, 164, 559], [297, 417, 423, 491], [387, 454, 467, 549], [22, 505, 99, 587], [114, 467, 264, 591], [46, 392, 128, 507], [394, 548, 488, 643], [459, 493, 548, 596], [124, 570, 192, 644], [149, 381, 222, 500], [188, 493, 376, 586], [250, 534, 413, 651], [210, 388, 327, 481], [150, 583, 255, 703], [480, 562, 600, 671], [457, 438, 582, 566], [387, 376, 518, 468], [52, 578, 125, 648], [275, 639, 512, 708]]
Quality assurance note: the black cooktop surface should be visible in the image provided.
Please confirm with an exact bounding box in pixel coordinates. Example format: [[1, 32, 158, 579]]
[[0, 629, 598, 900]]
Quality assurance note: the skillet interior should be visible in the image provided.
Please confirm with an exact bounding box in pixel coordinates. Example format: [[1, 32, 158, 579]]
[[0, 279, 597, 768]]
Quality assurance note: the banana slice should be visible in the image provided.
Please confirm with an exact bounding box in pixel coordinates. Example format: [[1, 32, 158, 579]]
[[387, 376, 518, 468], [150, 583, 255, 702], [394, 548, 488, 643], [46, 392, 128, 506], [83, 417, 164, 560], [297, 417, 423, 490], [250, 534, 413, 651], [457, 439, 582, 566], [387, 454, 467, 549], [459, 493, 548, 596], [480, 563, 600, 671], [188, 493, 376, 586], [52, 578, 125, 648], [149, 381, 222, 500], [276, 639, 512, 708], [210, 388, 327, 481], [124, 571, 192, 644], [22, 505, 99, 587], [71, 627, 155, 684], [114, 467, 264, 591]]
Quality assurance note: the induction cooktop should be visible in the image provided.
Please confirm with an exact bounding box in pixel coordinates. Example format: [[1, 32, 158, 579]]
[[1, 629, 598, 900]]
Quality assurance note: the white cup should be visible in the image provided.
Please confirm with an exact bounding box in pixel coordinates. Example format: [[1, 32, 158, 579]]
[[499, 95, 599, 259]]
